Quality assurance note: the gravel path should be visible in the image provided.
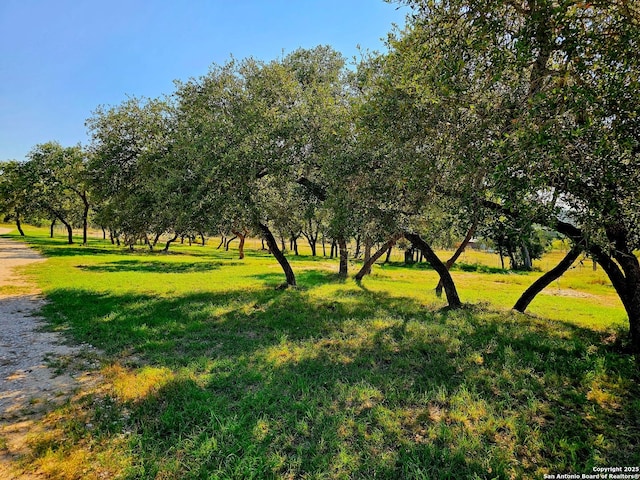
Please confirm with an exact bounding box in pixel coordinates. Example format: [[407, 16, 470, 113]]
[[0, 229, 99, 478]]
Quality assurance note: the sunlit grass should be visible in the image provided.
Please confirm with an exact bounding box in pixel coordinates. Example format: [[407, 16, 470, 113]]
[[1, 225, 638, 479]]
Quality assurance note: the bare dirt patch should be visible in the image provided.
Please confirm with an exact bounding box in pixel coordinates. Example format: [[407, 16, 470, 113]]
[[540, 287, 596, 299], [0, 229, 101, 478]]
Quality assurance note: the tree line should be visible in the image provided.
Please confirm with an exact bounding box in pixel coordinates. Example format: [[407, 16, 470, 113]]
[[1, 0, 639, 353]]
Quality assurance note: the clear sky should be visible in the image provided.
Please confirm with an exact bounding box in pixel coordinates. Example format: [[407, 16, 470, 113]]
[[0, 0, 408, 162]]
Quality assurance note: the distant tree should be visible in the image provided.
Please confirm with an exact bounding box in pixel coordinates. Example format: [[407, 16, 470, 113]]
[[86, 97, 174, 249], [0, 160, 35, 236], [27, 142, 91, 244]]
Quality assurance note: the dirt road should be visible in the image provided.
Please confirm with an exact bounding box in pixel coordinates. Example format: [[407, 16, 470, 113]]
[[0, 228, 98, 478]]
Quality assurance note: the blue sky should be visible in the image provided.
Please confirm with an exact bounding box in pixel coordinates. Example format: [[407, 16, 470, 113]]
[[0, 1, 408, 161]]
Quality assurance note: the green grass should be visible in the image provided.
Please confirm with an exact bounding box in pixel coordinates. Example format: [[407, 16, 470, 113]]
[[1, 225, 639, 479]]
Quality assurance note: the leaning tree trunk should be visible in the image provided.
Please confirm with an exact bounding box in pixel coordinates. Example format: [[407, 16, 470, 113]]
[[55, 215, 73, 244], [435, 222, 477, 297], [554, 219, 640, 355], [163, 233, 179, 252], [338, 237, 349, 278], [259, 223, 296, 287], [404, 232, 462, 308], [354, 234, 402, 281], [604, 225, 640, 355], [225, 235, 237, 251], [15, 211, 25, 236], [513, 244, 582, 313]]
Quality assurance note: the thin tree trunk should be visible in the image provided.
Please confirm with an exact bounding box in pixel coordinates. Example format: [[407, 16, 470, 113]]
[[232, 230, 246, 259], [404, 232, 462, 308], [217, 236, 225, 249], [259, 223, 296, 287], [81, 193, 90, 246], [199, 232, 206, 246], [110, 230, 115, 245], [436, 222, 477, 297], [15, 211, 25, 236], [102, 226, 106, 240], [521, 242, 532, 271], [385, 245, 393, 263], [355, 234, 401, 281], [163, 233, 179, 252], [65, 222, 73, 244], [56, 215, 73, 244], [303, 219, 318, 256], [338, 237, 348, 278], [152, 232, 161, 247], [145, 233, 153, 251], [354, 235, 361, 258], [322, 235, 326, 257], [514, 245, 582, 312], [50, 218, 56, 238], [225, 235, 237, 251]]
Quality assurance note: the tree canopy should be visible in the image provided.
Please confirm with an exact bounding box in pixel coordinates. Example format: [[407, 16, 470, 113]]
[[1, 4, 639, 352]]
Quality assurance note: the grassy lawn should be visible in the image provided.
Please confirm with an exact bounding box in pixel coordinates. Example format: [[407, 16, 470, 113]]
[[2, 225, 639, 479]]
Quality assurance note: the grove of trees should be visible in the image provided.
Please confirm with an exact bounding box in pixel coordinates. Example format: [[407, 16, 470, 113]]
[[1, 0, 639, 353]]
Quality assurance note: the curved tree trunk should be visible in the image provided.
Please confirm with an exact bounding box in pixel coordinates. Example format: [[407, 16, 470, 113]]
[[259, 223, 296, 287], [163, 233, 179, 252], [354, 234, 402, 281], [64, 221, 73, 244], [436, 221, 477, 297], [404, 232, 462, 308], [225, 235, 237, 251], [58, 216, 73, 244], [15, 211, 25, 236], [231, 230, 247, 259], [338, 237, 348, 278], [145, 233, 154, 251], [513, 244, 582, 313]]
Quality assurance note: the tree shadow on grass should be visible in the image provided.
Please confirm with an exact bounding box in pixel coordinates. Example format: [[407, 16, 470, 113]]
[[251, 269, 349, 289], [28, 273, 640, 479], [74, 259, 240, 274]]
